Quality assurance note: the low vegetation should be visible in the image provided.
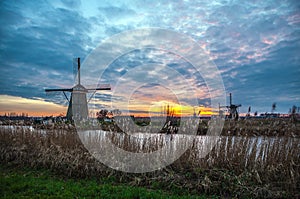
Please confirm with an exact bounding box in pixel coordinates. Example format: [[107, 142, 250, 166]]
[[1, 165, 205, 199], [0, 119, 299, 198]]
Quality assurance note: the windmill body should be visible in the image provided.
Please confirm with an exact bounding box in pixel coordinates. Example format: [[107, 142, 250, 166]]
[[45, 58, 111, 120], [66, 84, 88, 120]]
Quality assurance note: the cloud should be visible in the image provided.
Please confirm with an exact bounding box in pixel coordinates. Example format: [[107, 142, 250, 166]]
[[0, 0, 299, 116], [0, 95, 66, 116], [0, 1, 94, 100]]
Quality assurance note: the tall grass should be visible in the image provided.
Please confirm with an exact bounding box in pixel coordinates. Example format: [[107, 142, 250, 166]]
[[0, 126, 299, 198]]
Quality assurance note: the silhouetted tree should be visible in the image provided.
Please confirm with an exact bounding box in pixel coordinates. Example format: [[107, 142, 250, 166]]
[[291, 105, 297, 123], [97, 109, 122, 122], [272, 103, 276, 113], [96, 109, 109, 121], [292, 105, 297, 114], [246, 106, 251, 118]]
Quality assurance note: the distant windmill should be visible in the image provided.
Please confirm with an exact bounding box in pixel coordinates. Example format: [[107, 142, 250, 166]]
[[45, 58, 111, 120], [220, 93, 242, 120]]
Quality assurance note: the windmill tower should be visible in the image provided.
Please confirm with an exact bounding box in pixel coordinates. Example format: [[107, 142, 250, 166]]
[[219, 93, 241, 120], [45, 58, 111, 120]]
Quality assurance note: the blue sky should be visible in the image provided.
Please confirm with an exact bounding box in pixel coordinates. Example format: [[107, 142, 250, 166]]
[[0, 0, 299, 116]]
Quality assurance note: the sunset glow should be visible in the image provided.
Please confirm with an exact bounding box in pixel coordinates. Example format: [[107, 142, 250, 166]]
[[0, 95, 66, 117], [126, 100, 214, 117]]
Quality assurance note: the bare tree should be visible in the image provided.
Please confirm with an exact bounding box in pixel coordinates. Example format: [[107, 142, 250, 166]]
[[291, 105, 297, 123], [271, 103, 276, 113]]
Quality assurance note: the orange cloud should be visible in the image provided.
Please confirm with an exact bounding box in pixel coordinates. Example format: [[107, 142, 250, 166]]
[[0, 95, 66, 116]]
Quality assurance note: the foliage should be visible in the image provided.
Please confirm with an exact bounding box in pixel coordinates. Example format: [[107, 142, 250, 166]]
[[96, 109, 109, 121]]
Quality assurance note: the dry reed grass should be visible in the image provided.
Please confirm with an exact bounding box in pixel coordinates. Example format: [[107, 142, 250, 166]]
[[2, 117, 299, 137], [201, 118, 300, 137], [0, 125, 299, 198]]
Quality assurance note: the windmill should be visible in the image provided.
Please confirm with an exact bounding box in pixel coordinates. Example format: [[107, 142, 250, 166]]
[[45, 58, 111, 121], [219, 93, 241, 120]]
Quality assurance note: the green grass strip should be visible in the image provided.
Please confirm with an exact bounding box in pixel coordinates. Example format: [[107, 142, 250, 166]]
[[0, 166, 209, 199]]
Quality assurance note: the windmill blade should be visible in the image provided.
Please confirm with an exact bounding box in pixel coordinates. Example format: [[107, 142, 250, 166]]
[[87, 87, 111, 91], [86, 84, 111, 102], [62, 91, 70, 103], [44, 89, 71, 105], [45, 88, 73, 92], [73, 58, 79, 85], [86, 84, 111, 91]]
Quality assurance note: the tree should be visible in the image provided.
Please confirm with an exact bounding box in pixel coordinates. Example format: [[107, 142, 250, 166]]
[[254, 111, 258, 117], [291, 105, 297, 123], [96, 109, 122, 122], [271, 103, 276, 113], [96, 109, 109, 121], [246, 106, 251, 118], [292, 105, 297, 114]]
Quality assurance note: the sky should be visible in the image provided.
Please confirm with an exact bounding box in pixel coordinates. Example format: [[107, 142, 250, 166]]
[[0, 0, 299, 117]]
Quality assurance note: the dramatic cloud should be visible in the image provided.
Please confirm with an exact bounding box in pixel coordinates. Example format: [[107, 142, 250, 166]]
[[0, 0, 299, 115]]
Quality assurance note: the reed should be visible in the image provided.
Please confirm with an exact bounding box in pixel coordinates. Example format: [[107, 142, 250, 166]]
[[0, 125, 299, 198]]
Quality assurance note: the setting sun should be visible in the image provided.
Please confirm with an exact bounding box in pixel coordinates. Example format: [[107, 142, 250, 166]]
[[148, 100, 213, 117]]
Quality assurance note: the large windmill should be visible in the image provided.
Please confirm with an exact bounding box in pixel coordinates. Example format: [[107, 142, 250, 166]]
[[220, 93, 241, 120], [45, 58, 111, 120]]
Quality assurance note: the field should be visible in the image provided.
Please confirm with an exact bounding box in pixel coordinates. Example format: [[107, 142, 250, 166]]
[[0, 118, 299, 198]]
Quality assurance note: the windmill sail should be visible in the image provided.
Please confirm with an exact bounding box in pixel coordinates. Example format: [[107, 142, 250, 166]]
[[73, 58, 80, 85]]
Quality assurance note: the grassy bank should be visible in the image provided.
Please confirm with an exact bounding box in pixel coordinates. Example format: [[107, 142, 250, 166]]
[[0, 165, 206, 199]]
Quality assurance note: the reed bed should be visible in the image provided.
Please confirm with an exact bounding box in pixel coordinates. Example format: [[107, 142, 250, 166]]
[[0, 125, 299, 198], [220, 118, 300, 137], [1, 117, 299, 137]]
